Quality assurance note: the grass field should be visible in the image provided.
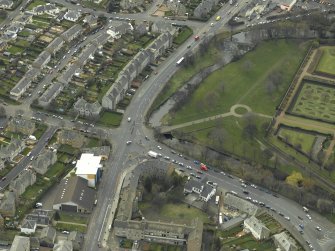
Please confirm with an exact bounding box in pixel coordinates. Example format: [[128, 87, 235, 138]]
[[173, 26, 193, 45], [291, 81, 335, 123], [58, 211, 89, 225], [277, 127, 316, 154], [139, 202, 210, 224], [98, 111, 122, 127], [316, 46, 335, 75], [167, 40, 309, 125]]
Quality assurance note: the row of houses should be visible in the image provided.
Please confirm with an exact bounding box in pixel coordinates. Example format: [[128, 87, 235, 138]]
[[102, 31, 173, 111], [10, 24, 83, 100]]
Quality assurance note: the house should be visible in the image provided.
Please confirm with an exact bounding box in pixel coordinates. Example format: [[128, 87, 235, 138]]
[[67, 231, 83, 251], [134, 23, 147, 37], [53, 240, 73, 251], [38, 82, 63, 107], [64, 10, 81, 22], [73, 98, 102, 118], [57, 129, 85, 148], [273, 231, 298, 251], [31, 150, 57, 175], [244, 216, 270, 240], [46, 37, 64, 55], [33, 4, 59, 16], [0, 191, 16, 217], [148, 32, 173, 61], [82, 15, 98, 27], [0, 0, 13, 9], [7, 117, 35, 135], [107, 22, 133, 39], [0, 137, 25, 162], [10, 77, 32, 100], [30, 237, 40, 251], [184, 179, 203, 194], [199, 184, 216, 202], [40, 226, 56, 247], [75, 44, 97, 66], [33, 51, 51, 69], [53, 176, 96, 213], [16, 12, 33, 25], [10, 236, 30, 251], [75, 153, 102, 187], [120, 0, 143, 10], [193, 0, 218, 19], [60, 24, 82, 43], [26, 209, 53, 227], [224, 193, 259, 216], [20, 219, 37, 234], [151, 21, 175, 34], [57, 64, 79, 84], [9, 169, 37, 196]]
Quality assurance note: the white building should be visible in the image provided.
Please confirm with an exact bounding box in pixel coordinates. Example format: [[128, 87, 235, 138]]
[[75, 153, 102, 187], [20, 219, 37, 234], [244, 216, 270, 240]]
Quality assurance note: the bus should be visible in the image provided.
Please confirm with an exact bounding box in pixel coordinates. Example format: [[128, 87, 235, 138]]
[[176, 57, 184, 65]]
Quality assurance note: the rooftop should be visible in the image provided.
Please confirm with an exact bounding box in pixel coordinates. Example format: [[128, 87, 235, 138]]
[[75, 153, 102, 175]]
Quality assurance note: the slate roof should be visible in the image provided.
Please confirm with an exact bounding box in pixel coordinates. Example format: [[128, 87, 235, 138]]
[[10, 235, 30, 251], [73, 97, 102, 115], [53, 240, 73, 251], [53, 176, 96, 211], [21, 219, 36, 231], [40, 226, 56, 243], [200, 184, 214, 198], [184, 179, 203, 192], [39, 82, 63, 103]]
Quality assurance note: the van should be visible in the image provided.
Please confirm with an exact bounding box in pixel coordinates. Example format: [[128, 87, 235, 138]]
[[127, 117, 131, 122]]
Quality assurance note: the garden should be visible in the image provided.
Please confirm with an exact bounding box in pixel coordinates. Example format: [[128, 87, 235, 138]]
[[316, 46, 335, 76]]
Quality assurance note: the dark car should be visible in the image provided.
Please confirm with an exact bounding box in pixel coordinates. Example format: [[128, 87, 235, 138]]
[[243, 190, 249, 195]]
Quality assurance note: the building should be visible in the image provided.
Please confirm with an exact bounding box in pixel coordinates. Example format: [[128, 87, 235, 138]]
[[107, 21, 133, 39], [25, 209, 53, 227], [67, 231, 83, 251], [53, 176, 96, 213], [20, 219, 37, 235], [82, 146, 110, 160], [244, 216, 270, 240], [0, 0, 13, 9], [38, 82, 63, 107], [151, 21, 175, 34], [193, 0, 218, 19], [64, 10, 81, 22], [224, 193, 259, 216], [9, 169, 36, 196], [7, 117, 35, 135], [184, 179, 203, 194], [199, 184, 216, 202], [53, 240, 73, 251], [33, 3, 59, 15], [46, 37, 64, 55], [33, 51, 51, 69], [0, 137, 25, 162], [10, 236, 30, 251], [57, 129, 85, 148], [75, 153, 102, 187], [73, 98, 102, 118], [61, 24, 82, 43], [10, 77, 32, 100], [82, 15, 98, 27], [40, 226, 56, 247], [0, 191, 16, 217], [31, 150, 57, 175], [273, 231, 298, 251]]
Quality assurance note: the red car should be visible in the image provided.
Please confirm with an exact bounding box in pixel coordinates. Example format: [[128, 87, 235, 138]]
[[200, 163, 208, 171]]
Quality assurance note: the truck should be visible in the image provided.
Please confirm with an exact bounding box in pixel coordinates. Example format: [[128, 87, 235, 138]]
[[200, 163, 208, 171], [148, 151, 158, 158]]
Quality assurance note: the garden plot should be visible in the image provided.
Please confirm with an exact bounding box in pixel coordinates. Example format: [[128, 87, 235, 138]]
[[316, 46, 335, 75]]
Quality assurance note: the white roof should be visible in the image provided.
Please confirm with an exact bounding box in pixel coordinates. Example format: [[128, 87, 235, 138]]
[[75, 153, 102, 175]]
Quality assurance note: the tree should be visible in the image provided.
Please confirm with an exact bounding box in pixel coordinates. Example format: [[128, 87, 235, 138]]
[[54, 211, 60, 221], [285, 171, 303, 187], [144, 177, 152, 193], [242, 123, 258, 140], [317, 198, 334, 214]]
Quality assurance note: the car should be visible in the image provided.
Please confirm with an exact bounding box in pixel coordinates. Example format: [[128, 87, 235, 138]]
[[157, 146, 162, 150], [179, 169, 185, 173], [164, 156, 170, 160], [178, 153, 183, 157], [196, 175, 201, 179], [271, 208, 276, 212], [1, 177, 6, 181], [250, 184, 257, 188], [243, 190, 249, 195], [252, 199, 258, 204], [62, 231, 70, 234], [186, 165, 192, 170], [30, 156, 34, 161], [241, 183, 247, 188], [197, 171, 203, 174], [145, 136, 149, 140], [193, 160, 200, 165], [220, 171, 226, 175], [278, 212, 284, 217], [171, 150, 176, 154], [298, 216, 303, 220], [299, 224, 304, 229], [284, 216, 290, 221], [246, 197, 251, 201], [178, 162, 184, 167], [190, 173, 196, 177], [210, 22, 214, 26], [272, 193, 279, 198], [187, 45, 191, 48], [227, 175, 234, 179], [230, 191, 237, 195], [127, 117, 131, 122], [306, 214, 312, 220], [316, 226, 322, 231]]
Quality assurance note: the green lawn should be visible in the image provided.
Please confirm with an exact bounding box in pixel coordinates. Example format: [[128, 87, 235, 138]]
[[27, 0, 47, 10], [139, 202, 210, 224], [7, 45, 24, 55], [98, 111, 122, 127], [173, 26, 193, 45], [316, 46, 335, 75], [45, 162, 67, 179], [34, 123, 48, 140], [290, 81, 335, 123], [58, 211, 89, 225], [167, 40, 309, 125], [86, 137, 100, 148], [55, 222, 87, 233], [277, 127, 317, 154]]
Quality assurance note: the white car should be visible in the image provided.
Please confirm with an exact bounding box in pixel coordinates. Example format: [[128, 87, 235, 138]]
[[164, 156, 170, 160], [230, 191, 237, 195], [251, 184, 257, 188], [220, 171, 226, 175], [316, 226, 322, 231], [126, 141, 132, 145], [284, 216, 290, 221], [306, 214, 312, 220], [157, 145, 162, 150], [127, 117, 131, 122]]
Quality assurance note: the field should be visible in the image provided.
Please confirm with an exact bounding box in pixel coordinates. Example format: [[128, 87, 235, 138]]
[[277, 126, 317, 154], [166, 40, 309, 125], [139, 202, 210, 224], [290, 81, 335, 123], [316, 46, 335, 75], [98, 111, 122, 127]]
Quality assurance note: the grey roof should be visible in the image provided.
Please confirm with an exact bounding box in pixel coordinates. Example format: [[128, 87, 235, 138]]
[[25, 68, 40, 80], [224, 193, 259, 215], [8, 116, 35, 131], [33, 3, 57, 13], [53, 240, 73, 251], [21, 219, 36, 230], [40, 226, 56, 243], [76, 44, 97, 65], [53, 176, 96, 210], [64, 10, 81, 21], [26, 210, 51, 226], [184, 179, 203, 192], [244, 216, 270, 235], [39, 82, 63, 103], [10, 77, 31, 95], [73, 98, 102, 114], [33, 51, 51, 68], [82, 146, 110, 157], [110, 21, 132, 35], [10, 236, 30, 251], [0, 0, 13, 8], [83, 14, 98, 24], [58, 64, 78, 84], [92, 32, 111, 46], [0, 191, 16, 215], [61, 24, 82, 42], [46, 37, 64, 53], [200, 184, 214, 198], [273, 231, 298, 251]]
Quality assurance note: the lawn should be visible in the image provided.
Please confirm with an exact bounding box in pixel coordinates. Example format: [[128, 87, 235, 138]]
[[139, 202, 210, 224], [290, 81, 335, 123], [277, 126, 316, 154], [167, 40, 309, 125], [45, 162, 67, 179], [7, 45, 24, 55], [173, 26, 193, 45], [316, 46, 335, 75], [98, 111, 122, 127], [27, 0, 47, 10], [58, 211, 89, 225], [55, 222, 87, 233], [86, 137, 101, 148], [33, 123, 48, 140]]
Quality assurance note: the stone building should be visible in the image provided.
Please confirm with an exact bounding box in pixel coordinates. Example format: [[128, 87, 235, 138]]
[[0, 191, 16, 217], [7, 117, 35, 135], [31, 150, 57, 175], [57, 130, 85, 148], [244, 216, 270, 240], [273, 231, 298, 251], [9, 169, 36, 196]]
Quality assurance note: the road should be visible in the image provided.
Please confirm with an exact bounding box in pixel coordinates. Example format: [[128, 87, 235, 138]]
[[1, 0, 335, 250]]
